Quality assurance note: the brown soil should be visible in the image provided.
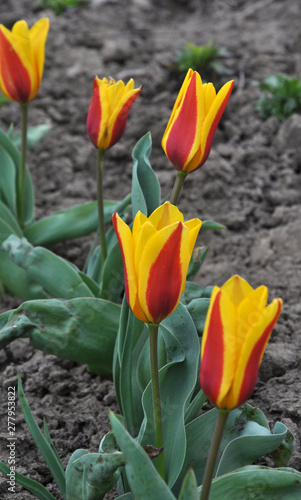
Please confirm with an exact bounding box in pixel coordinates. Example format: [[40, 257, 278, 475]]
[[1, 0, 301, 498]]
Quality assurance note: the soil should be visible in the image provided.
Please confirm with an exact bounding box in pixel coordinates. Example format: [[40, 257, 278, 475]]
[[1, 0, 301, 498]]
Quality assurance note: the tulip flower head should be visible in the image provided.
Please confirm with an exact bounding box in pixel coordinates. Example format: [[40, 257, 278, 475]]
[[113, 202, 202, 324], [200, 275, 283, 410], [162, 69, 234, 173], [86, 76, 141, 150], [0, 18, 49, 103]]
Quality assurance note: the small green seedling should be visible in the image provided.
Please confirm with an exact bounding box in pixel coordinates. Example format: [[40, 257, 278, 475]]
[[36, 0, 88, 15], [175, 41, 231, 76], [255, 74, 301, 120]]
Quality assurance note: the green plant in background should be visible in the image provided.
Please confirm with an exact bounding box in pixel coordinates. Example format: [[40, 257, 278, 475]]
[[255, 73, 301, 120], [36, 0, 88, 15], [175, 41, 231, 76]]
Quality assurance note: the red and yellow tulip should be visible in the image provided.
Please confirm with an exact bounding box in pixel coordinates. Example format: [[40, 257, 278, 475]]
[[86, 76, 141, 150], [0, 18, 49, 103], [162, 69, 234, 173], [113, 202, 202, 324], [200, 275, 283, 410]]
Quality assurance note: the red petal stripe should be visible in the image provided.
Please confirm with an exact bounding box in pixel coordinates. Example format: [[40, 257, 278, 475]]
[[165, 73, 198, 171], [145, 223, 184, 324], [108, 91, 140, 149], [86, 78, 102, 148], [0, 30, 31, 102], [200, 290, 225, 405]]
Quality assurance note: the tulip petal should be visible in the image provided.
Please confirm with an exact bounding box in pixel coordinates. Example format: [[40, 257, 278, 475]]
[[227, 298, 283, 409], [147, 201, 184, 230], [184, 218, 203, 253], [138, 221, 189, 324], [108, 87, 141, 149], [221, 274, 254, 308], [0, 24, 32, 102], [162, 71, 202, 171], [30, 18, 50, 85], [200, 80, 234, 166], [200, 287, 237, 408]]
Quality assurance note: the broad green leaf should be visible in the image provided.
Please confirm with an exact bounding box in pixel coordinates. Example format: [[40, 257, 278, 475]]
[[18, 375, 66, 497], [24, 194, 131, 247], [2, 235, 94, 299], [113, 298, 147, 436], [0, 251, 49, 300], [9, 123, 52, 149], [0, 144, 17, 215], [0, 297, 120, 375], [198, 466, 301, 499], [0, 461, 56, 499], [110, 413, 176, 500], [0, 129, 34, 225], [172, 404, 272, 494], [181, 282, 213, 305], [178, 469, 198, 500], [0, 200, 23, 242], [186, 298, 211, 336], [184, 390, 207, 425], [139, 303, 200, 488], [217, 420, 293, 476], [100, 239, 124, 302], [65, 449, 124, 500], [131, 132, 161, 218]]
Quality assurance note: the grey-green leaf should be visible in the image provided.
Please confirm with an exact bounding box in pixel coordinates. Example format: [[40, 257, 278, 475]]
[[132, 132, 161, 217]]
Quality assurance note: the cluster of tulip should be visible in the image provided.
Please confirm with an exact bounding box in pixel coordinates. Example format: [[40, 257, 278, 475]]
[[0, 16, 299, 500]]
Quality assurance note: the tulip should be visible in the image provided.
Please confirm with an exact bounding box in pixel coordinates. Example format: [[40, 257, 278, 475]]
[[113, 202, 202, 324], [200, 275, 283, 410], [162, 69, 234, 173], [0, 18, 49, 103], [86, 76, 141, 150]]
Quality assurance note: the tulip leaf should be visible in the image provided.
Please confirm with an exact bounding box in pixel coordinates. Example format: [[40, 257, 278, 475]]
[[0, 461, 56, 500], [24, 194, 131, 247], [0, 297, 120, 376], [178, 469, 198, 500], [0, 129, 34, 225], [65, 449, 124, 500], [100, 239, 124, 302], [110, 413, 176, 500], [1, 235, 95, 299], [201, 220, 226, 230], [0, 144, 17, 215], [181, 282, 213, 305], [217, 420, 293, 476], [198, 466, 301, 499], [0, 251, 49, 300], [8, 123, 52, 149], [172, 404, 276, 495], [113, 298, 147, 436], [186, 297, 211, 336], [138, 303, 200, 488], [132, 132, 161, 218], [0, 200, 23, 241], [17, 375, 66, 497]]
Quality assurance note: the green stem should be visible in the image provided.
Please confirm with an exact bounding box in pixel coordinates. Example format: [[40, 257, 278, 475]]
[[18, 102, 28, 228], [169, 171, 187, 205], [97, 149, 107, 266], [200, 409, 229, 500], [148, 323, 165, 480]]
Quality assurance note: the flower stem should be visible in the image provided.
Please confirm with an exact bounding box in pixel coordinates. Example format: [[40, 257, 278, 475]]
[[200, 409, 229, 500], [148, 323, 165, 480], [18, 102, 28, 228], [169, 171, 187, 205], [97, 149, 107, 266]]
